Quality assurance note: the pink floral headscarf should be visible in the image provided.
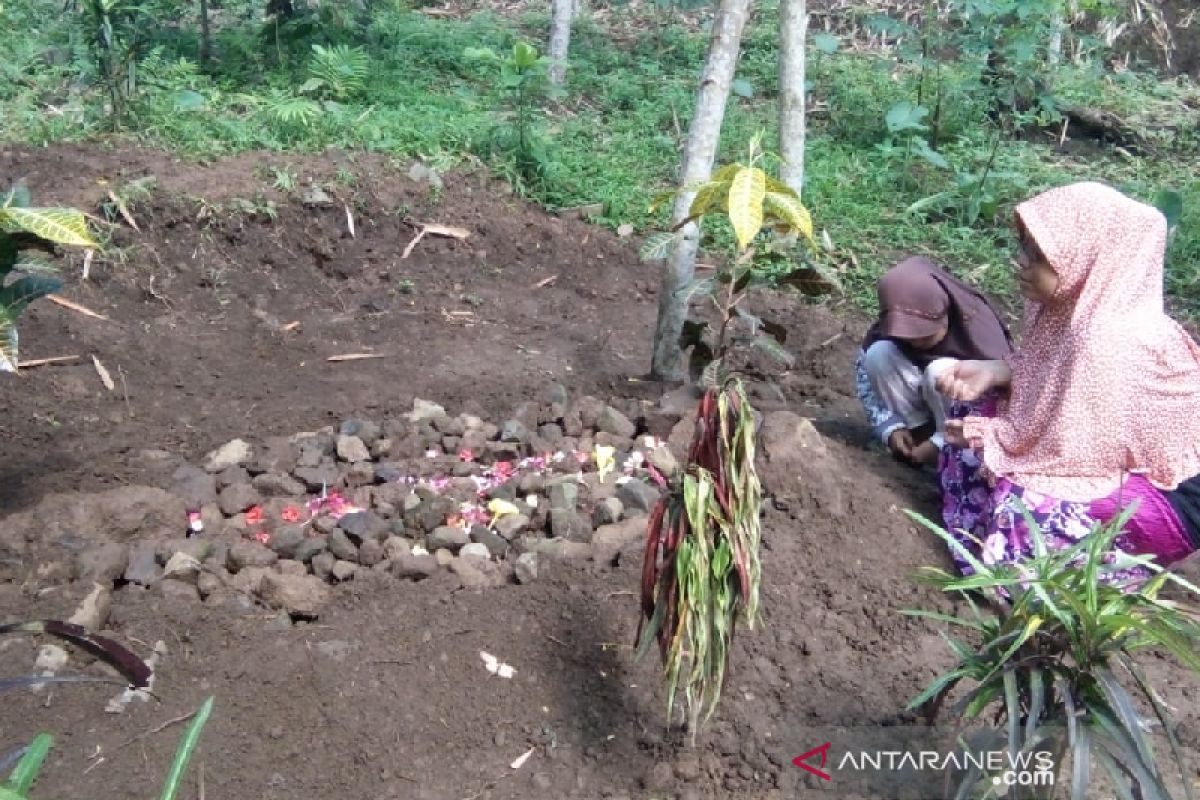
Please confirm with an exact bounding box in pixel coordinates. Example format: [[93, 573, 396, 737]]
[[963, 182, 1200, 500]]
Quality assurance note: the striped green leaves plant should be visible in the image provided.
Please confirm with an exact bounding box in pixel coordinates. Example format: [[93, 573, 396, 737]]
[[906, 509, 1200, 800]]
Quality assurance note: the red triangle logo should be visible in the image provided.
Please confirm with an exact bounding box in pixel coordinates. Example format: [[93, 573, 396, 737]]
[[792, 742, 832, 781]]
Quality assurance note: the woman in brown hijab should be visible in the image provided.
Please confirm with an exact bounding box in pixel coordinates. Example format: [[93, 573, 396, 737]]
[[855, 256, 1012, 465]]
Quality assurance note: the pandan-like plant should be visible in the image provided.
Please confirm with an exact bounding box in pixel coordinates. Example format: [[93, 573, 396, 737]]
[[907, 509, 1200, 800], [0, 186, 96, 373], [636, 135, 817, 743]]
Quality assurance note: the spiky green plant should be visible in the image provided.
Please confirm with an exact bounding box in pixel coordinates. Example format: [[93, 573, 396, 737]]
[[906, 508, 1200, 800], [0, 187, 96, 373]]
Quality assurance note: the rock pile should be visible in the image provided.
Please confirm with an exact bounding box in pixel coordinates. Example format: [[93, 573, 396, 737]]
[[65, 384, 700, 619]]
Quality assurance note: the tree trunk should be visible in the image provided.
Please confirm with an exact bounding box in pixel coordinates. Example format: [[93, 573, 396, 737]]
[[777, 0, 808, 195], [548, 0, 574, 86], [649, 0, 751, 381], [199, 0, 212, 70]]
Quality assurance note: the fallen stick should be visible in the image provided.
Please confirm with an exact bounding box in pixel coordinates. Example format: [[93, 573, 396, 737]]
[[47, 295, 109, 321], [92, 355, 115, 391], [401, 228, 427, 260], [18, 355, 80, 368], [534, 275, 558, 288], [326, 353, 387, 362]]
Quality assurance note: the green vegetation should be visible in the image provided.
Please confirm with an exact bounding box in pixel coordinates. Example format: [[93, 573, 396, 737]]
[[0, 0, 1196, 319], [907, 511, 1200, 799]]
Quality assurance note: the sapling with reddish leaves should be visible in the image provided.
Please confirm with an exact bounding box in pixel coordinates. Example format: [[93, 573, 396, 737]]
[[636, 134, 818, 744]]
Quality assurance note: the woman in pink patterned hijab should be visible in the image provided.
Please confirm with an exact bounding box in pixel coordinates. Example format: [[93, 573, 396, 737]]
[[933, 182, 1200, 580]]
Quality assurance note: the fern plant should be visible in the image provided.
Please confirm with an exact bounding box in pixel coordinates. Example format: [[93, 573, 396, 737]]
[[301, 43, 368, 101], [0, 187, 96, 373]]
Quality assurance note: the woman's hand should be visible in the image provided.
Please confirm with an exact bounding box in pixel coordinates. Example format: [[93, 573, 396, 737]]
[[936, 360, 1011, 402], [888, 428, 915, 460], [944, 419, 969, 448]]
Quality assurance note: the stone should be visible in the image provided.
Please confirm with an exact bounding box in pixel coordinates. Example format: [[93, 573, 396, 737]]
[[392, 553, 438, 581], [547, 481, 579, 512], [338, 511, 389, 544], [157, 578, 201, 603], [374, 464, 405, 485], [124, 542, 162, 586], [450, 554, 506, 588], [253, 472, 307, 497], [218, 483, 261, 517], [204, 439, 253, 473], [331, 560, 358, 582], [216, 465, 250, 490], [597, 405, 637, 439], [294, 536, 328, 564], [370, 438, 393, 460], [336, 435, 371, 463], [470, 527, 508, 558], [67, 583, 112, 632], [358, 538, 385, 567], [162, 551, 202, 582], [500, 419, 530, 443], [75, 542, 129, 586], [246, 436, 299, 476], [328, 529, 359, 562], [171, 464, 218, 508], [574, 396, 606, 429], [494, 514, 531, 541], [427, 526, 469, 552], [311, 552, 336, 581], [156, 537, 212, 565], [760, 411, 846, 516], [197, 571, 223, 599], [460, 542, 491, 559], [339, 418, 381, 445], [617, 480, 660, 514], [269, 525, 307, 560], [278, 559, 308, 577], [537, 423, 563, 443], [434, 548, 455, 567], [257, 572, 330, 618], [518, 472, 545, 495], [227, 540, 278, 572], [294, 463, 340, 493], [550, 509, 593, 542], [592, 517, 647, 563], [592, 497, 624, 526], [383, 536, 411, 561], [514, 552, 539, 583], [408, 496, 459, 534], [648, 446, 679, 477], [406, 398, 446, 423]]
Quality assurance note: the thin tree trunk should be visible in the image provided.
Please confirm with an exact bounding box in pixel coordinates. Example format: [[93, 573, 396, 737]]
[[1048, 5, 1065, 65], [548, 0, 574, 86], [778, 0, 808, 195], [199, 0, 212, 70], [649, 0, 751, 381]]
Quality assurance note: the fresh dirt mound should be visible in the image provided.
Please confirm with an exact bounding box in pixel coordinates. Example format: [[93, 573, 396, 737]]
[[1, 146, 1196, 800]]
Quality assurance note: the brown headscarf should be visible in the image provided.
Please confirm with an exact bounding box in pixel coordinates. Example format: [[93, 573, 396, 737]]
[[862, 256, 1013, 367]]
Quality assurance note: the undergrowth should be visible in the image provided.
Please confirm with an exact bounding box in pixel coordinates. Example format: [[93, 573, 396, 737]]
[[0, 0, 1197, 316]]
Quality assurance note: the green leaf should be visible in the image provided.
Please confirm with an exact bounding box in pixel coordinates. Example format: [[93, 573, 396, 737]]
[[727, 167, 766, 250], [639, 232, 678, 262], [2, 185, 31, 209], [885, 101, 929, 134], [6, 733, 51, 795], [750, 334, 795, 366], [0, 207, 95, 247], [159, 696, 214, 800], [730, 78, 754, 99], [912, 138, 950, 169], [512, 42, 539, 68], [0, 274, 63, 316], [172, 90, 205, 111], [762, 191, 814, 243], [813, 33, 839, 54]]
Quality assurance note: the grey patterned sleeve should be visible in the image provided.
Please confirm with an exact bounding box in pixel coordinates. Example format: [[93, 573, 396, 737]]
[[855, 348, 906, 445]]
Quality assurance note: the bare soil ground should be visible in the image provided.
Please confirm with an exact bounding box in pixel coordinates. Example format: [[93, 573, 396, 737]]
[[0, 145, 1196, 800]]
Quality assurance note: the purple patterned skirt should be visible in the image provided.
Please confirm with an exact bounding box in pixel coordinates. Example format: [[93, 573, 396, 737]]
[[937, 398, 1192, 585]]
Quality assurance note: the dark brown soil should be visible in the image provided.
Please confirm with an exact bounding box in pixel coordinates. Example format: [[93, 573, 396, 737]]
[[0, 145, 1196, 800]]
